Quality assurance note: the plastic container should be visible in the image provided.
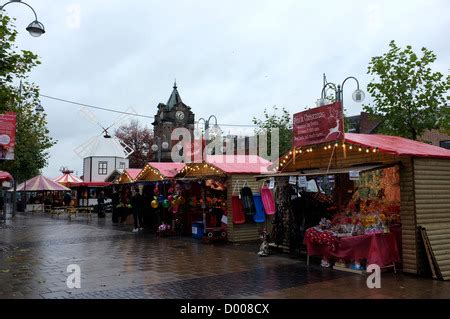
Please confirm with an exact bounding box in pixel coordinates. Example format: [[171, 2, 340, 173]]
[[192, 222, 204, 239]]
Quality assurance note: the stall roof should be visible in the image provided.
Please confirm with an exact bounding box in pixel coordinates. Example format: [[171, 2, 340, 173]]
[[345, 133, 450, 159], [124, 169, 142, 180], [256, 163, 396, 179], [15, 175, 70, 192], [104, 169, 123, 182], [0, 171, 13, 182], [145, 163, 185, 178], [205, 155, 273, 174], [53, 171, 83, 184]]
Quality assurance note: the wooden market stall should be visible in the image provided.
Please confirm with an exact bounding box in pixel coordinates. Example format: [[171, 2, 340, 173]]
[[135, 162, 186, 231], [274, 133, 450, 276], [176, 155, 274, 243]]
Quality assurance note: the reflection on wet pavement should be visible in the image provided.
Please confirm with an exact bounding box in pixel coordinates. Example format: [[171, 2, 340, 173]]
[[1, 213, 449, 299]]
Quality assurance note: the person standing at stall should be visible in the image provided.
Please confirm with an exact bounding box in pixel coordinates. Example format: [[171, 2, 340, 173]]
[[131, 188, 144, 233], [111, 188, 120, 223], [97, 191, 106, 218]]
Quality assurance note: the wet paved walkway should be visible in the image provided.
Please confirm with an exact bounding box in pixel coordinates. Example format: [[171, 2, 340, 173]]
[[1, 213, 450, 299]]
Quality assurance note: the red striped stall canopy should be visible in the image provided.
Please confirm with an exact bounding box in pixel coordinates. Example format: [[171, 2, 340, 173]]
[[53, 171, 82, 185], [16, 175, 70, 192]]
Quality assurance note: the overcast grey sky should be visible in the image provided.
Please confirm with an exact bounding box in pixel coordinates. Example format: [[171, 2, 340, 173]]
[[4, 0, 450, 177]]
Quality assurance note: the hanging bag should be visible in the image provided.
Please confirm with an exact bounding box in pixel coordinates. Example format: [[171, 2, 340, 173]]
[[240, 181, 256, 216], [231, 181, 246, 224]]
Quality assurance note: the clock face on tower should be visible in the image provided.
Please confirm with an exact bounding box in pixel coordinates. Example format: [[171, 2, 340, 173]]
[[176, 111, 185, 121]]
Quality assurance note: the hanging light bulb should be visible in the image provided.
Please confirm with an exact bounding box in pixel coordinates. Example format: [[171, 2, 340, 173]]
[[349, 145, 353, 150], [366, 148, 370, 153], [324, 146, 328, 150], [358, 147, 362, 152], [372, 148, 377, 153], [335, 142, 339, 147]]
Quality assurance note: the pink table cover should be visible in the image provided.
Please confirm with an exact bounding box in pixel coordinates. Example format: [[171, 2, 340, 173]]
[[304, 232, 400, 267]]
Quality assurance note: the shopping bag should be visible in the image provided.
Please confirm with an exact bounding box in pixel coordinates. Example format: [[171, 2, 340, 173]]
[[253, 193, 266, 223], [261, 186, 275, 215]]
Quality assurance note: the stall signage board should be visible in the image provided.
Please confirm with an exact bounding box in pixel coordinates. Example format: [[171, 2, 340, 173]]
[[298, 176, 308, 188], [293, 102, 344, 147], [349, 171, 360, 181], [0, 112, 17, 160], [289, 176, 297, 185]]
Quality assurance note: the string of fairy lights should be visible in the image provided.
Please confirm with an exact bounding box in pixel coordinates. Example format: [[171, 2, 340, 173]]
[[179, 163, 223, 175], [277, 141, 380, 170], [137, 164, 165, 181]]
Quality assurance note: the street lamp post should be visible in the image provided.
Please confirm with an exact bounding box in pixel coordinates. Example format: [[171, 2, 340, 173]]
[[1, 1, 45, 218], [318, 75, 366, 109], [0, 0, 45, 37], [151, 136, 169, 162], [197, 115, 219, 140]]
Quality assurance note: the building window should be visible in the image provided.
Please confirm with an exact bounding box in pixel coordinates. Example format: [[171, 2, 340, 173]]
[[119, 162, 126, 169], [440, 140, 450, 150], [98, 161, 108, 175]]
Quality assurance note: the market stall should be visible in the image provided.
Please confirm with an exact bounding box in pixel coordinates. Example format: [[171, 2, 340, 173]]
[[135, 163, 186, 231], [68, 182, 112, 207], [176, 155, 274, 243], [14, 175, 71, 212], [268, 133, 450, 276]]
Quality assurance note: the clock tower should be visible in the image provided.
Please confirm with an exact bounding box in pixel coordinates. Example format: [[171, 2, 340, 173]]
[[152, 82, 195, 162]]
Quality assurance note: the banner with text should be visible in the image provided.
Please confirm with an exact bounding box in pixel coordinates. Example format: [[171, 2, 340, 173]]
[[0, 112, 17, 160], [293, 102, 344, 147]]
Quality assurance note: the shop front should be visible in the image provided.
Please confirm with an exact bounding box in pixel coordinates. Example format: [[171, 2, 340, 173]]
[[176, 155, 274, 243], [269, 133, 450, 276]]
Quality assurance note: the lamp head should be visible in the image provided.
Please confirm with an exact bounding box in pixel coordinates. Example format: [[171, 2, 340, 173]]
[[35, 102, 44, 113], [26, 20, 45, 37], [352, 89, 365, 103]]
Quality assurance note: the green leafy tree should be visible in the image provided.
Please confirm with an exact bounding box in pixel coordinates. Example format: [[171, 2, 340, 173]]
[[364, 40, 450, 140], [253, 106, 292, 157], [0, 12, 55, 182]]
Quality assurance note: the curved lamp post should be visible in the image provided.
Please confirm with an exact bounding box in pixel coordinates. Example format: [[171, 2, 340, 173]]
[[197, 115, 220, 140], [318, 76, 365, 109], [1, 0, 45, 37]]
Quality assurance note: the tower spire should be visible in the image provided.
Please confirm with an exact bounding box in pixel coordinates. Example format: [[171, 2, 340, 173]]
[[166, 81, 182, 110]]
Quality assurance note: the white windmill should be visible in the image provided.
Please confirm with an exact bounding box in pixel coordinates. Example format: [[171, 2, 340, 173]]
[[74, 107, 136, 182]]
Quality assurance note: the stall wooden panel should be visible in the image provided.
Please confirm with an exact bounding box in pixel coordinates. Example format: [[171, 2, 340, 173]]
[[399, 157, 418, 274], [227, 174, 269, 242], [414, 158, 450, 276]]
